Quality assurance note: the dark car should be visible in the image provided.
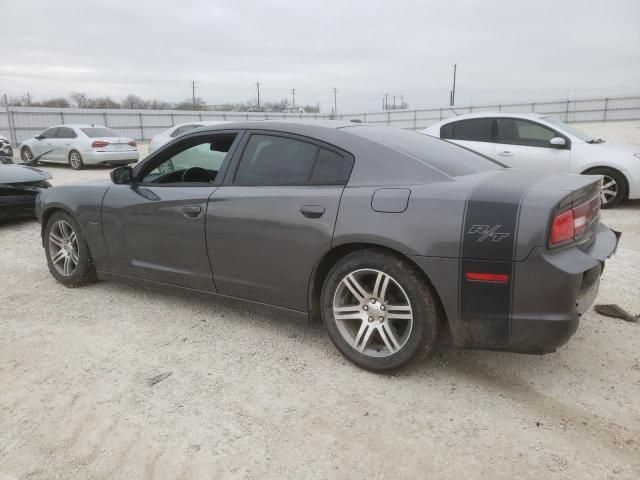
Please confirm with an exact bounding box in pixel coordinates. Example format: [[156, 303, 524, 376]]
[[35, 121, 618, 372], [1, 163, 51, 221]]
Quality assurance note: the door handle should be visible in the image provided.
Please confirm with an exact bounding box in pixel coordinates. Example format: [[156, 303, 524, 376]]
[[498, 151, 514, 157], [182, 205, 202, 218], [300, 205, 325, 219]]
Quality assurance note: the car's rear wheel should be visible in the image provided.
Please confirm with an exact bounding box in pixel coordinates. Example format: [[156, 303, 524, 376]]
[[44, 211, 97, 287], [321, 249, 440, 372], [68, 150, 84, 170], [21, 146, 34, 164], [587, 167, 627, 208]]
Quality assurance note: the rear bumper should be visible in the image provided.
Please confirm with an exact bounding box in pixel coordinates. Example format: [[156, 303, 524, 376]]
[[409, 223, 619, 354], [509, 223, 619, 353], [82, 150, 138, 165]]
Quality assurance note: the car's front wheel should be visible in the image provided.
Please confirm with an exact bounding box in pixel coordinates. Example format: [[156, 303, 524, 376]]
[[68, 150, 84, 170], [588, 167, 627, 208], [321, 249, 441, 372], [44, 211, 97, 287], [21, 146, 34, 164]]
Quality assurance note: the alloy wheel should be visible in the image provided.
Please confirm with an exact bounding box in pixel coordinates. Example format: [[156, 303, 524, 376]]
[[22, 148, 33, 162], [600, 175, 619, 205], [332, 268, 413, 357], [69, 152, 81, 169], [48, 220, 79, 276]]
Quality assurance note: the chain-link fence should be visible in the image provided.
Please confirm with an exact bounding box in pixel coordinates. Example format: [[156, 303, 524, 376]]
[[2, 94, 639, 144]]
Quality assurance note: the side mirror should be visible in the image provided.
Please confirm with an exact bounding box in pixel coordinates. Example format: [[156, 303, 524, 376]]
[[35, 135, 44, 140], [550, 136, 566, 148], [110, 166, 133, 185]]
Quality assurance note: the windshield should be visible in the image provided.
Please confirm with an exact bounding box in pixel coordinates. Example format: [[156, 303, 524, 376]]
[[346, 125, 504, 177], [81, 127, 120, 138], [540, 116, 600, 142]]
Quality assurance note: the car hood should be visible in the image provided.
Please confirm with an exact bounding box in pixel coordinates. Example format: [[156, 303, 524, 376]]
[[0, 164, 52, 184]]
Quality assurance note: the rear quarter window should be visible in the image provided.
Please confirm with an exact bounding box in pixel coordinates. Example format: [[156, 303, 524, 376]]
[[347, 125, 503, 177]]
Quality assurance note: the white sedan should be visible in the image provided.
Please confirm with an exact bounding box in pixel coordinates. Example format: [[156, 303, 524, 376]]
[[20, 125, 138, 170], [423, 113, 640, 207], [148, 121, 230, 154]]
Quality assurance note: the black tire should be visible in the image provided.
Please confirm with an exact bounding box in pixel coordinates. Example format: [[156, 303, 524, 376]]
[[321, 249, 441, 372], [68, 150, 84, 170], [587, 167, 627, 209], [44, 211, 97, 287], [21, 146, 35, 164]]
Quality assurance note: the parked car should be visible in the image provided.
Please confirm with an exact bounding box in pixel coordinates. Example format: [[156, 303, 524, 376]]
[[0, 134, 13, 158], [36, 121, 618, 372], [20, 125, 138, 170], [148, 121, 230, 154], [1, 161, 51, 221], [422, 113, 640, 208]]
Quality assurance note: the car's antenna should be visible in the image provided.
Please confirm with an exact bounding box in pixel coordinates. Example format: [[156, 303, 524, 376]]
[[449, 107, 460, 116]]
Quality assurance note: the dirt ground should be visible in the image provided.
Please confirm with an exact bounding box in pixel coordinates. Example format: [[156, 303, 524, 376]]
[[1, 139, 640, 479]]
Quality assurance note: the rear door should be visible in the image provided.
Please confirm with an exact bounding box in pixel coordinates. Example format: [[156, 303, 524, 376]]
[[101, 131, 240, 291], [494, 118, 571, 173], [52, 126, 77, 161], [206, 131, 353, 311], [440, 118, 496, 158]]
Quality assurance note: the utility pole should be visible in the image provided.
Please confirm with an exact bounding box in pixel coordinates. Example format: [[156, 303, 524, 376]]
[[256, 82, 261, 111], [332, 87, 338, 115], [192, 81, 196, 110], [450, 64, 457, 106], [26, 91, 31, 106], [382, 96, 385, 110], [291, 88, 296, 108], [393, 95, 396, 110], [384, 92, 389, 110], [400, 95, 404, 109]]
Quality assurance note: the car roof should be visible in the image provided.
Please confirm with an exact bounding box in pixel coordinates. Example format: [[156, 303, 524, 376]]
[[189, 119, 360, 133], [46, 124, 111, 129]]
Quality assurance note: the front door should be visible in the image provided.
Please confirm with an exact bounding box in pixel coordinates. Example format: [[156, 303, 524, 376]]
[[101, 131, 241, 291], [494, 118, 571, 173], [207, 132, 354, 311]]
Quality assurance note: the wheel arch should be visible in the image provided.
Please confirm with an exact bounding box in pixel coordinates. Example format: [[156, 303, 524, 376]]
[[581, 166, 629, 199], [307, 242, 450, 334], [40, 206, 75, 246]]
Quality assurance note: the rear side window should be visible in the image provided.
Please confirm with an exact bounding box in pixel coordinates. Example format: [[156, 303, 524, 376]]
[[496, 118, 558, 147], [234, 134, 352, 186], [441, 119, 494, 142], [347, 126, 503, 177], [81, 127, 119, 138], [56, 127, 77, 139]]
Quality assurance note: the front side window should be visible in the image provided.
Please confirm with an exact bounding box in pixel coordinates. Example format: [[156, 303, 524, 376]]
[[142, 133, 237, 184], [441, 118, 494, 142], [234, 134, 351, 186], [496, 119, 558, 147]]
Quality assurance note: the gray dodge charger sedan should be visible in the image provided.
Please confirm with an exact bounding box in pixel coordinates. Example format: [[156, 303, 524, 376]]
[[36, 121, 618, 372]]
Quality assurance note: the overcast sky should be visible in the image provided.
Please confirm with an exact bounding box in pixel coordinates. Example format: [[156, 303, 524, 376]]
[[1, 0, 639, 112]]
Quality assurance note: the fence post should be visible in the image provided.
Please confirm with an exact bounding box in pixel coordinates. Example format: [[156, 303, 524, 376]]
[[139, 113, 144, 141], [603, 98, 609, 122], [3, 95, 17, 145], [103, 112, 108, 127], [363, 113, 367, 123], [170, 113, 175, 126], [565, 100, 570, 122], [387, 111, 391, 126], [199, 112, 203, 121], [60, 111, 65, 124], [413, 110, 417, 130], [439, 108, 443, 120], [498, 104, 502, 112], [469, 105, 473, 113]]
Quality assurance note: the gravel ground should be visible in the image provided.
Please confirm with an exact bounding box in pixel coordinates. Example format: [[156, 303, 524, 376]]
[[1, 140, 640, 479]]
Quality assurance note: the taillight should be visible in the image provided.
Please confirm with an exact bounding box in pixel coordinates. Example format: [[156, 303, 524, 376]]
[[128, 140, 137, 147], [549, 195, 600, 247], [91, 140, 109, 148]]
